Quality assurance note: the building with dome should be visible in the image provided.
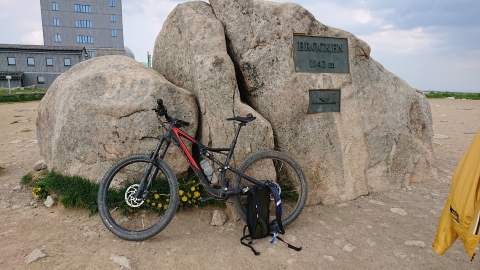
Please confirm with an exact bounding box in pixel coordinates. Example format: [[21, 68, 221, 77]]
[[40, 0, 127, 59], [1, 0, 135, 89]]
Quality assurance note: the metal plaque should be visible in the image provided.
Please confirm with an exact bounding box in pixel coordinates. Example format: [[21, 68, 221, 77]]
[[308, 90, 341, 113], [293, 35, 349, 73]]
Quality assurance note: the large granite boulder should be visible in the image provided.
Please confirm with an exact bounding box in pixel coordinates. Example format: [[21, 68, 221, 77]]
[[153, 1, 274, 168], [36, 55, 198, 182], [209, 0, 436, 204]]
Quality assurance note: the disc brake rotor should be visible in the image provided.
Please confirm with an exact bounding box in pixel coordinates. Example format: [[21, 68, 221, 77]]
[[125, 184, 144, 207]]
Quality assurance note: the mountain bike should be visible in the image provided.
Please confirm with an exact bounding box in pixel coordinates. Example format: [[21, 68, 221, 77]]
[[98, 99, 308, 241]]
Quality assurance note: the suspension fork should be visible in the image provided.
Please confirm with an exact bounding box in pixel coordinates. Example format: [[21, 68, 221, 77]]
[[133, 135, 171, 200]]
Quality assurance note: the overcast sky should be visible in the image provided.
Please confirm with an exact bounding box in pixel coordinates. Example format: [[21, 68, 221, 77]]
[[0, 0, 479, 92]]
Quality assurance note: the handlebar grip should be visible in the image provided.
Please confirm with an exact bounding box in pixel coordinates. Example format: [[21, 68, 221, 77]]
[[157, 99, 165, 109], [178, 120, 190, 127]]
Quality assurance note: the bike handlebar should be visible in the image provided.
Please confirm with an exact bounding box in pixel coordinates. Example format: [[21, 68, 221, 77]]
[[154, 99, 190, 127]]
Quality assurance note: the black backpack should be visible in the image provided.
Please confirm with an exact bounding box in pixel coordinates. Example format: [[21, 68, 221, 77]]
[[240, 183, 302, 255]]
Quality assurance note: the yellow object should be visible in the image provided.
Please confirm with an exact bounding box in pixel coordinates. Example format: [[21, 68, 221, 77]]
[[433, 130, 480, 260]]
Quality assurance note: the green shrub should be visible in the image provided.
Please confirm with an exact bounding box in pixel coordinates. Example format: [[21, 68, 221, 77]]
[[22, 171, 224, 216], [425, 92, 480, 100]]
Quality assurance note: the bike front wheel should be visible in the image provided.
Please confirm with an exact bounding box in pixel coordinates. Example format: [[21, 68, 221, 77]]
[[231, 150, 308, 227], [98, 154, 179, 241]]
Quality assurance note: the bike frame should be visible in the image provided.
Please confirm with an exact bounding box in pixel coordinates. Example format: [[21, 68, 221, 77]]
[[135, 120, 265, 200]]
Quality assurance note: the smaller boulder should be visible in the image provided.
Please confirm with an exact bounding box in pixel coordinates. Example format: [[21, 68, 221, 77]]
[[44, 196, 54, 208], [211, 209, 227, 226], [25, 249, 46, 265], [33, 159, 47, 171]]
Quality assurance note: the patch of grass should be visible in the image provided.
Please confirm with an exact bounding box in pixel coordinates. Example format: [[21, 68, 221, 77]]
[[21, 173, 34, 185], [0, 88, 47, 103], [24, 171, 100, 215], [425, 92, 480, 100], [0, 88, 47, 95], [22, 171, 225, 216]]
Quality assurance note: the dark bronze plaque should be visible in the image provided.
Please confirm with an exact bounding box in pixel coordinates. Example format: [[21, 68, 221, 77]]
[[308, 90, 341, 113], [293, 35, 349, 73]]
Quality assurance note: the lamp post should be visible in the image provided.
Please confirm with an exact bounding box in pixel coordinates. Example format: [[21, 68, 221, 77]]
[[6, 75, 11, 94]]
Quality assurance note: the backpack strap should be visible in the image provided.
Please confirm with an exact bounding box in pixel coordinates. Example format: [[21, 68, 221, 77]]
[[241, 225, 260, 255], [268, 183, 285, 235], [272, 234, 302, 252]]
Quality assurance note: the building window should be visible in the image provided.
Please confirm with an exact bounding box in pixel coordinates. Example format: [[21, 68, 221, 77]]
[[87, 51, 94, 58], [110, 0, 115, 7], [52, 2, 58, 11], [64, 58, 71, 66], [110, 14, 116, 22], [46, 58, 53, 66], [111, 29, 117, 37], [55, 34, 61, 43], [27, 57, 35, 66], [7, 57, 15, 65], [53, 18, 60, 26], [37, 77, 45, 84], [76, 35, 93, 44], [75, 20, 92, 28], [74, 4, 91, 13]]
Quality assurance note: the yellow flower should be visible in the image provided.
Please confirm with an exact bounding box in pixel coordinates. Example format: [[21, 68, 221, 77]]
[[182, 196, 187, 202], [151, 203, 156, 206], [164, 205, 168, 210], [146, 199, 151, 203], [157, 203, 162, 208], [154, 194, 160, 199], [179, 190, 184, 196], [194, 191, 200, 198], [187, 193, 191, 197], [190, 186, 195, 191], [166, 199, 169, 202]]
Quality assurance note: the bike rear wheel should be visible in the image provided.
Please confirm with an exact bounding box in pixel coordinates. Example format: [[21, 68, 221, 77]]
[[231, 150, 308, 227], [98, 154, 179, 241]]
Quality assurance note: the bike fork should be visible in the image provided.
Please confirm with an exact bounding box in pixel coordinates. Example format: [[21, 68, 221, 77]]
[[133, 138, 170, 200]]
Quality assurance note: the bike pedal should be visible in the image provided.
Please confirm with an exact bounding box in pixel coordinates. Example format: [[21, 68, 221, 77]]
[[199, 197, 215, 202]]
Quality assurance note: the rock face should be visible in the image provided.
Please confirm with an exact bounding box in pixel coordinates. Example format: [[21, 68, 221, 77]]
[[37, 55, 198, 182], [153, 1, 274, 169], [154, 0, 436, 204], [211, 0, 436, 204]]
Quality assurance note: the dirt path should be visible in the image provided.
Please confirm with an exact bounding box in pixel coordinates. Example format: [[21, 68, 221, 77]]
[[1, 99, 479, 269]]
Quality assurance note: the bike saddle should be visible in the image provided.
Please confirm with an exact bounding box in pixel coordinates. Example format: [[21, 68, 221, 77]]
[[227, 113, 256, 124]]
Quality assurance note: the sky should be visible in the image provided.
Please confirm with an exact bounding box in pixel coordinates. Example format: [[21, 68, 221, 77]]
[[0, 0, 479, 92]]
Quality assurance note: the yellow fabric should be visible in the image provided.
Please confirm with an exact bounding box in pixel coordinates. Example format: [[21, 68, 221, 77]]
[[433, 130, 480, 260]]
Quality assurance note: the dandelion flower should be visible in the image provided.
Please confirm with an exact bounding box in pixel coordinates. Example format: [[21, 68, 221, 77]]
[[187, 193, 191, 197], [164, 205, 168, 210], [190, 186, 195, 191], [154, 194, 160, 199], [146, 199, 151, 203], [157, 203, 162, 208], [152, 203, 156, 206], [194, 191, 200, 198], [179, 190, 184, 196], [182, 196, 187, 202]]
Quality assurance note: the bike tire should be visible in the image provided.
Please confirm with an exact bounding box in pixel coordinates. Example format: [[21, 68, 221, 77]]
[[231, 150, 308, 227], [98, 154, 179, 241]]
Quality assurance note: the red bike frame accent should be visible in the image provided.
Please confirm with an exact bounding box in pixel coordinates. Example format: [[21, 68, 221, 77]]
[[172, 127, 200, 170]]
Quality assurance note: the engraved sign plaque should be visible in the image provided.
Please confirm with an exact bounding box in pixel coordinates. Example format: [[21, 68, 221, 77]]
[[308, 90, 341, 113], [293, 35, 349, 73]]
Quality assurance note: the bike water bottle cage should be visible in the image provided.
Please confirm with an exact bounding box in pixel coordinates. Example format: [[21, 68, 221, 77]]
[[227, 113, 256, 124]]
